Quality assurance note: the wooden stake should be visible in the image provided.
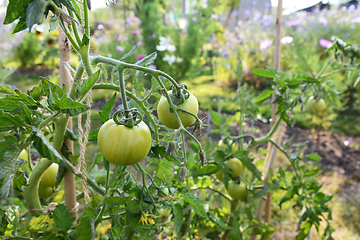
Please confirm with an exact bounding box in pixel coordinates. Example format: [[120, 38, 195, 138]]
[[59, 26, 78, 218]]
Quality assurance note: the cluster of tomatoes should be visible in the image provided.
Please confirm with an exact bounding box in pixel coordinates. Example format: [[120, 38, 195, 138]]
[[215, 157, 247, 201], [97, 89, 199, 166]]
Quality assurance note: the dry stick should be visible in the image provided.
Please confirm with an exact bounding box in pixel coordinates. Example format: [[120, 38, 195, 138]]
[[249, 1, 283, 239], [59, 27, 78, 218]]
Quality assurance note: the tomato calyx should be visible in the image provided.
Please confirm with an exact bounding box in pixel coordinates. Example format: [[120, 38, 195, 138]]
[[112, 108, 142, 128], [166, 84, 191, 106]]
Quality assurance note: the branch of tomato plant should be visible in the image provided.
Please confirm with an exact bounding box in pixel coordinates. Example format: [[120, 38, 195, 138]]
[[316, 56, 336, 79], [195, 186, 231, 202]]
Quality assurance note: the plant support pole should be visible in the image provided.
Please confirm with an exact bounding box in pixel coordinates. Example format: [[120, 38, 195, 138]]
[[59, 26, 78, 218], [250, 0, 283, 239]]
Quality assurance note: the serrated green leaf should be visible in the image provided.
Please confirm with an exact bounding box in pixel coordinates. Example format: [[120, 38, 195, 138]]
[[104, 196, 131, 205], [279, 185, 298, 208], [0, 85, 16, 95], [19, 102, 33, 125], [152, 158, 174, 183], [31, 127, 64, 165], [28, 215, 56, 232], [0, 91, 39, 112], [0, 210, 9, 235], [303, 77, 319, 83], [192, 164, 221, 177], [3, 0, 32, 24], [183, 193, 206, 218], [76, 70, 100, 99], [253, 89, 275, 104], [26, 0, 47, 32], [52, 93, 89, 116], [0, 110, 24, 131], [12, 171, 28, 192], [1, 174, 11, 200], [99, 93, 116, 124], [70, 207, 96, 239], [53, 204, 76, 232], [172, 203, 183, 232], [0, 147, 22, 179], [88, 129, 98, 141], [65, 128, 77, 141], [12, 17, 27, 33], [251, 68, 276, 78], [210, 109, 221, 127]]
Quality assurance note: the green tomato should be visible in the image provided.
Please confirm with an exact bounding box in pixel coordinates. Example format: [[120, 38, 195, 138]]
[[38, 186, 54, 199], [19, 149, 29, 170], [228, 182, 246, 200], [159, 187, 169, 197], [225, 158, 243, 178], [157, 91, 199, 129], [39, 160, 59, 187], [307, 96, 326, 116], [97, 119, 152, 165], [215, 170, 223, 182], [157, 208, 170, 221]]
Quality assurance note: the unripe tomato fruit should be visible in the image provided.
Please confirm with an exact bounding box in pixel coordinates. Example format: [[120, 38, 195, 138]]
[[39, 161, 59, 187], [18, 149, 28, 170], [157, 91, 199, 129], [157, 208, 170, 221], [215, 170, 223, 181], [307, 96, 326, 116], [38, 186, 54, 199], [225, 158, 243, 178], [228, 182, 246, 200], [97, 119, 152, 165]]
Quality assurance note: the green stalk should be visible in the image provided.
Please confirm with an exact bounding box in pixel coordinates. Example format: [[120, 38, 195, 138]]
[[222, 200, 240, 240]]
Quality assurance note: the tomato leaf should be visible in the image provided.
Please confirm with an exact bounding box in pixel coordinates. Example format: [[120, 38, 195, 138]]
[[87, 129, 99, 141], [251, 68, 276, 78], [70, 207, 96, 239], [279, 184, 299, 208], [191, 165, 222, 177], [12, 17, 28, 34], [183, 193, 206, 218], [104, 197, 131, 205], [50, 91, 90, 116], [31, 127, 65, 165], [53, 204, 76, 232], [99, 93, 117, 124], [172, 202, 183, 232], [0, 210, 9, 235], [76, 70, 100, 100], [0, 91, 39, 112], [253, 89, 275, 104], [0, 110, 24, 131], [26, 0, 47, 32], [28, 215, 57, 232], [12, 171, 28, 192], [253, 180, 279, 198], [210, 110, 221, 127], [0, 84, 16, 95], [3, 0, 32, 24]]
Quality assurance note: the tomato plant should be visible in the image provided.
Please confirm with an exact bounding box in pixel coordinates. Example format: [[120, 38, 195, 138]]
[[157, 90, 199, 129], [227, 182, 246, 201], [307, 96, 326, 116], [97, 118, 152, 165]]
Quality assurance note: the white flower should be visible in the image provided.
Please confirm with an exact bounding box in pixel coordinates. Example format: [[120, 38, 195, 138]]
[[163, 55, 177, 65], [280, 36, 293, 45], [176, 57, 183, 63], [156, 36, 176, 52]]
